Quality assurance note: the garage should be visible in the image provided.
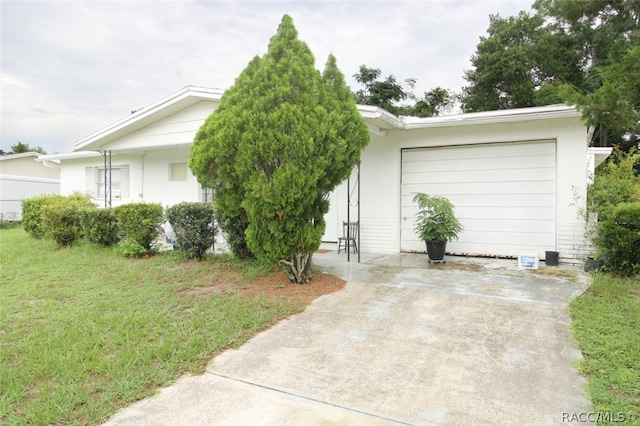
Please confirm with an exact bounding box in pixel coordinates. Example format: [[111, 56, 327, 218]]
[[400, 140, 557, 258]]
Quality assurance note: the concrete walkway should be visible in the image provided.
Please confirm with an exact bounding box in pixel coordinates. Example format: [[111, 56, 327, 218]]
[[105, 249, 593, 425]]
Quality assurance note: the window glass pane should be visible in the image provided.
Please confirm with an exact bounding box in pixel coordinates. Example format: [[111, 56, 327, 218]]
[[171, 163, 188, 181], [97, 168, 122, 198]]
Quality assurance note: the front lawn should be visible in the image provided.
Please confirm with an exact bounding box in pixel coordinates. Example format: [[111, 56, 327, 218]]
[[0, 227, 316, 425], [570, 272, 640, 423]]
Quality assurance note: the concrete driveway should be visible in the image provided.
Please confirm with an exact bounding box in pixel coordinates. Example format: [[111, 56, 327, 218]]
[[105, 251, 593, 425]]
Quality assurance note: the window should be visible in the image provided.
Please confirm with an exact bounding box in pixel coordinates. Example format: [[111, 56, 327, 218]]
[[201, 186, 214, 203], [170, 163, 188, 181], [85, 165, 130, 200]]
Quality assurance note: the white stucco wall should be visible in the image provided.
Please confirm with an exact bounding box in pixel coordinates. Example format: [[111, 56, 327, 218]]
[[353, 115, 589, 262], [0, 154, 60, 179], [0, 175, 60, 220], [58, 149, 203, 208], [141, 148, 201, 206]]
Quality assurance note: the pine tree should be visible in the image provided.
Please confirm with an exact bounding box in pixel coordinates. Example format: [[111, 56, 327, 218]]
[[190, 15, 369, 282]]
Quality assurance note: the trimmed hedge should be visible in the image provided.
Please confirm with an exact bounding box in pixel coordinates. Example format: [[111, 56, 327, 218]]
[[83, 207, 120, 247], [595, 202, 640, 276], [114, 203, 164, 252], [166, 202, 216, 260], [22, 194, 62, 239], [41, 194, 95, 247]]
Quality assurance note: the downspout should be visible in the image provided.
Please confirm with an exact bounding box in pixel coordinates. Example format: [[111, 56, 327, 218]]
[[357, 164, 361, 263], [347, 175, 351, 263], [42, 160, 60, 170], [140, 154, 145, 199]]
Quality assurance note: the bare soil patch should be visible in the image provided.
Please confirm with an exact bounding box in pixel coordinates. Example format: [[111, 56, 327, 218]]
[[177, 268, 346, 304]]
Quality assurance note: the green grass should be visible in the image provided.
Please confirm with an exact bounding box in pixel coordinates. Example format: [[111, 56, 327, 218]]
[[0, 228, 302, 425], [570, 272, 640, 423]]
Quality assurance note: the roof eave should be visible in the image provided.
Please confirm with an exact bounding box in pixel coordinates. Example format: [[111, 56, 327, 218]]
[[357, 105, 404, 134], [36, 151, 102, 162], [401, 104, 581, 130], [73, 85, 224, 152]]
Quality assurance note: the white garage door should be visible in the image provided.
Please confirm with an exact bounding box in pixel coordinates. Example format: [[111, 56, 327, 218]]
[[401, 141, 556, 258]]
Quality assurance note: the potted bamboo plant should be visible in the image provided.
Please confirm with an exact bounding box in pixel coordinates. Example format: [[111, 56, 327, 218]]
[[413, 192, 463, 262]]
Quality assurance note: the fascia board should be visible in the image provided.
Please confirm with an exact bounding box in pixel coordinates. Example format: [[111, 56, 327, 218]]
[[357, 105, 404, 131], [36, 151, 102, 162], [401, 105, 581, 130], [73, 86, 224, 152], [0, 152, 41, 161]]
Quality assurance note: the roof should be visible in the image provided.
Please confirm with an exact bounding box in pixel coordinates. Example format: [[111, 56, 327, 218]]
[[73, 85, 225, 151], [400, 104, 581, 130], [0, 152, 42, 161], [65, 85, 581, 158], [36, 151, 102, 162]]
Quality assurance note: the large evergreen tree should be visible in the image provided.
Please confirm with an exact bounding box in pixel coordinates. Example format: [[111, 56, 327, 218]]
[[190, 15, 369, 283], [189, 56, 262, 259], [461, 1, 639, 148], [461, 11, 583, 112]]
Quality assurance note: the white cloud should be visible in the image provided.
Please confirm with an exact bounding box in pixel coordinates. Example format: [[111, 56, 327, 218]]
[[1, 0, 531, 154]]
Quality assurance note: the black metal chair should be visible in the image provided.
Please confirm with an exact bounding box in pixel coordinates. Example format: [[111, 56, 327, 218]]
[[337, 221, 359, 254]]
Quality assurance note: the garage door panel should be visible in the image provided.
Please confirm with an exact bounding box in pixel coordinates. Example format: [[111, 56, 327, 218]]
[[402, 219, 555, 240], [402, 193, 555, 209], [402, 180, 555, 196], [403, 166, 555, 184], [401, 238, 553, 258], [447, 241, 552, 257], [402, 155, 555, 175], [401, 141, 556, 258], [403, 141, 555, 163], [456, 206, 555, 221]]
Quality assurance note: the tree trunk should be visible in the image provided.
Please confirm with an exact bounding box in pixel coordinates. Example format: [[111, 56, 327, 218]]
[[278, 252, 313, 283]]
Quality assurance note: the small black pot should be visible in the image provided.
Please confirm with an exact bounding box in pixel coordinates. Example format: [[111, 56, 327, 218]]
[[584, 256, 604, 272], [425, 240, 447, 261], [545, 250, 559, 266]]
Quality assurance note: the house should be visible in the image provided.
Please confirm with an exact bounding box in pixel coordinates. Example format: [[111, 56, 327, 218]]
[[0, 152, 61, 220], [38, 85, 611, 264]]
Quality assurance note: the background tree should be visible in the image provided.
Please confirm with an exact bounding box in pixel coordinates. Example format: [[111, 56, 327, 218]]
[[412, 87, 456, 117], [352, 65, 455, 117], [352, 65, 416, 115], [461, 0, 639, 149], [190, 15, 369, 283], [9, 142, 47, 154], [540, 0, 640, 149], [461, 11, 583, 112]]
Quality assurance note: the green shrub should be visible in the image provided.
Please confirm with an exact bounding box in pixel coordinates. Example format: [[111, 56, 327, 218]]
[[41, 194, 95, 247], [83, 207, 120, 247], [166, 202, 217, 260], [588, 148, 640, 220], [115, 240, 148, 258], [114, 203, 163, 250], [595, 202, 640, 276], [215, 211, 254, 260], [22, 194, 61, 238]]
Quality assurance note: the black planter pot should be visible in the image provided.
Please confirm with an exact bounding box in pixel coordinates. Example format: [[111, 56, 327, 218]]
[[425, 240, 447, 261], [545, 250, 559, 266], [584, 256, 604, 272]]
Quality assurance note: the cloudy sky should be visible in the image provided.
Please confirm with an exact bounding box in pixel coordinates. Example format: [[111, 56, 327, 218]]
[[1, 0, 532, 154]]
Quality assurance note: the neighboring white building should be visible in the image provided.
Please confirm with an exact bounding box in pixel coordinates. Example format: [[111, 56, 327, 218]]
[[38, 85, 612, 264], [0, 152, 61, 220]]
